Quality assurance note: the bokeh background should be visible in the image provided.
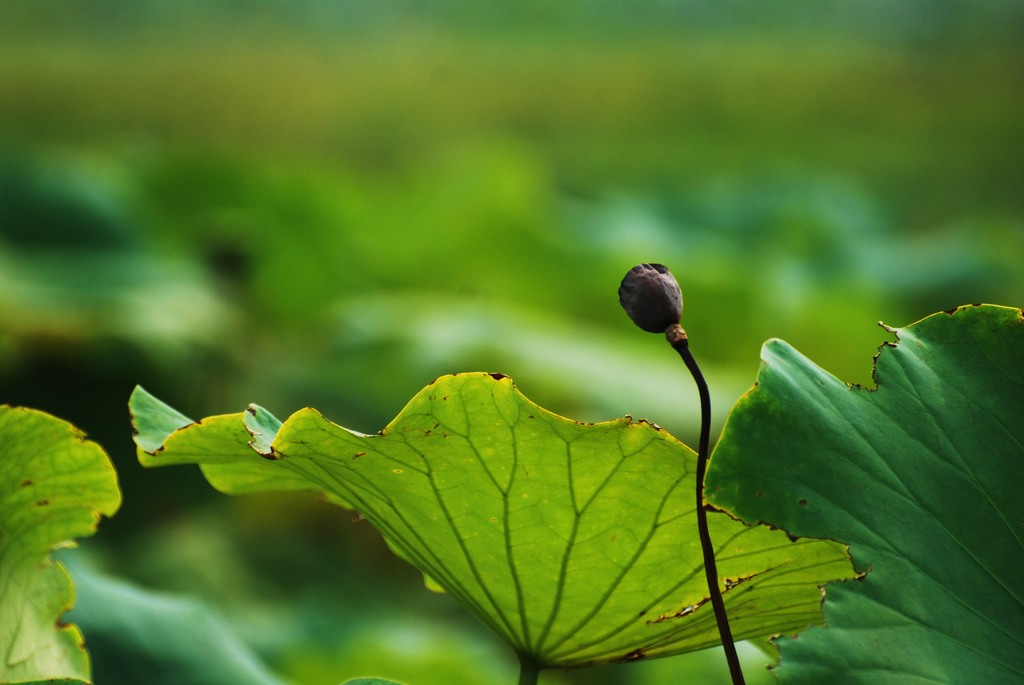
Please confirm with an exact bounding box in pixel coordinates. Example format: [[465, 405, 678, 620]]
[[2, 2, 1022, 683]]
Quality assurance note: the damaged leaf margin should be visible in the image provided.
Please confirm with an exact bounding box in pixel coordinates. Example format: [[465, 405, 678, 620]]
[[131, 373, 856, 669], [0, 406, 121, 684], [706, 304, 1024, 683]]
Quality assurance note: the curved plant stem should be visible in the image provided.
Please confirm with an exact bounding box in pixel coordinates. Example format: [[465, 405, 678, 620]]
[[666, 324, 746, 685], [517, 652, 541, 685]]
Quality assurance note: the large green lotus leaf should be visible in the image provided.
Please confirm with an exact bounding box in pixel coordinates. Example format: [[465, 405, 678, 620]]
[[706, 304, 1024, 683], [131, 373, 854, 668], [0, 406, 121, 684]]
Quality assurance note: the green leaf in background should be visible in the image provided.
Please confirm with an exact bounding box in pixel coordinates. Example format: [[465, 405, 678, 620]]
[[61, 558, 286, 685], [706, 304, 1024, 684], [341, 679, 406, 685], [131, 373, 855, 669], [0, 406, 121, 684]]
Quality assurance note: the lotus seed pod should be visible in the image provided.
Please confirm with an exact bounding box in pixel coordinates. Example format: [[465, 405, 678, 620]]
[[618, 263, 683, 333]]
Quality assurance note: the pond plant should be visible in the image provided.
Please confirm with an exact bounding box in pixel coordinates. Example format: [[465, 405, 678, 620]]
[[1, 265, 1021, 685]]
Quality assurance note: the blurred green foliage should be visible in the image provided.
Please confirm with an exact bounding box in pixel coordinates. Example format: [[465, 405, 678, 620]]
[[64, 558, 287, 685], [0, 1, 1021, 683]]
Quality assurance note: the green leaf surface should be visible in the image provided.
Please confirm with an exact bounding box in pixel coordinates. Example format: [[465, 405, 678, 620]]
[[132, 373, 854, 668], [341, 680, 406, 685], [706, 304, 1024, 683], [0, 406, 121, 684]]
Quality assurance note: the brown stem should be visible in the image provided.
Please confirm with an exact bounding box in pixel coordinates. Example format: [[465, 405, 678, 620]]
[[665, 324, 746, 685]]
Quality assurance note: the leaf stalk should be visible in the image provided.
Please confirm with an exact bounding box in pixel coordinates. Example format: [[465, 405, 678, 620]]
[[666, 323, 746, 685], [516, 652, 541, 685]]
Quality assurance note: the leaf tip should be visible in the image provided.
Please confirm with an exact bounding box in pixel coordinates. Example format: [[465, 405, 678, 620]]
[[129, 385, 194, 455]]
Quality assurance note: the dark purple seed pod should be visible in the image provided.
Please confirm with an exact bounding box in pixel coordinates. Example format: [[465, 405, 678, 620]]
[[618, 263, 683, 333]]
